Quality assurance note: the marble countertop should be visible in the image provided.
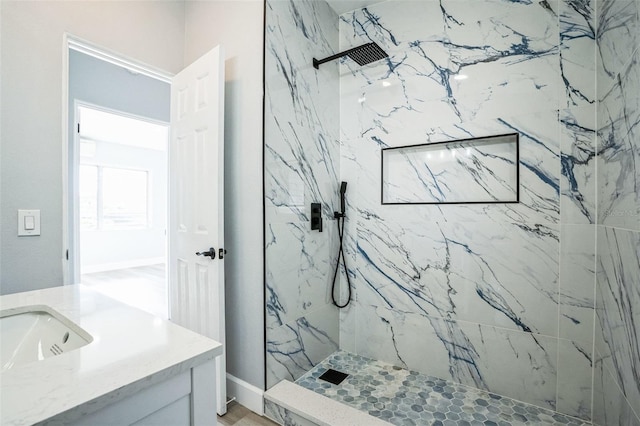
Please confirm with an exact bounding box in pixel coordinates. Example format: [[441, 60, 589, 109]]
[[0, 285, 222, 425]]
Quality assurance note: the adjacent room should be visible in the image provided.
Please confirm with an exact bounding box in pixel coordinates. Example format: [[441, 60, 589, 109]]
[[71, 51, 170, 319]]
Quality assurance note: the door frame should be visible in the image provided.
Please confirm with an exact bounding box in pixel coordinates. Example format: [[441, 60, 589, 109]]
[[62, 34, 173, 285]]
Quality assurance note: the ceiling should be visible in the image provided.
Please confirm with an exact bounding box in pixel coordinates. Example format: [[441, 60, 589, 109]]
[[325, 0, 387, 15]]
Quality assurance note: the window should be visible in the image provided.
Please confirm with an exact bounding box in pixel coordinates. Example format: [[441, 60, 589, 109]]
[[76, 105, 166, 231], [79, 165, 149, 230]]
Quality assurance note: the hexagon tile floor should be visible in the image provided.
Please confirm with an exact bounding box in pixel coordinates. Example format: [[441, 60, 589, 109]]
[[295, 350, 590, 426]]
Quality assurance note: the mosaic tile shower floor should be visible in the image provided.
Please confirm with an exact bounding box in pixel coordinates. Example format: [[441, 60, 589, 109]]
[[295, 351, 590, 426]]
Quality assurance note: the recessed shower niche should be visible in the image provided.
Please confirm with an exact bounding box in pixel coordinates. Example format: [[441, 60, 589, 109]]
[[381, 133, 519, 204]]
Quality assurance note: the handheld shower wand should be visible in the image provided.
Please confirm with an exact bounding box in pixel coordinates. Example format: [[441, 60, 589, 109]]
[[332, 181, 352, 308], [337, 181, 347, 217]]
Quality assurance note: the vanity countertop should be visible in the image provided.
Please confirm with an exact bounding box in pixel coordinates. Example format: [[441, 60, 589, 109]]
[[0, 285, 222, 425]]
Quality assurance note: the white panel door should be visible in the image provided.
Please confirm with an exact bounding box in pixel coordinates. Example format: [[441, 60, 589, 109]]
[[169, 46, 226, 416]]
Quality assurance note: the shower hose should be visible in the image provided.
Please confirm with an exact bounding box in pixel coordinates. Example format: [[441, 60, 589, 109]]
[[331, 214, 352, 308]]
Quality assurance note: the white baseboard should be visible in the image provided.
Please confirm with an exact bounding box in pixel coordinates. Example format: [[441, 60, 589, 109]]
[[82, 257, 165, 274], [226, 374, 264, 415]]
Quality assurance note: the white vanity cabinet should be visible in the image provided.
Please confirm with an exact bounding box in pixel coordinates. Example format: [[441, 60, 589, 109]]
[[67, 360, 217, 426], [0, 285, 222, 426]]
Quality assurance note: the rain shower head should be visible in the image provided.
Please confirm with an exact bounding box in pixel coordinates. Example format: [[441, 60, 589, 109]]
[[313, 42, 388, 69], [346, 42, 388, 66]]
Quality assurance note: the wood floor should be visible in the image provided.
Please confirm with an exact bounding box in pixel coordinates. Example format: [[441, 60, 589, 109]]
[[81, 264, 168, 318], [218, 402, 278, 426]]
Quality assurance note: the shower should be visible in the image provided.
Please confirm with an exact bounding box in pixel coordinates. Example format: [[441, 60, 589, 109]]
[[331, 181, 351, 308], [263, 0, 639, 423], [313, 42, 388, 69]]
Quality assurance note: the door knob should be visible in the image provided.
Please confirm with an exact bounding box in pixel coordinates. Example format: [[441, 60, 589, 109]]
[[196, 248, 216, 259]]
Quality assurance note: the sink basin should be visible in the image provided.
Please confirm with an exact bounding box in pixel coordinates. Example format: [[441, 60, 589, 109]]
[[0, 305, 93, 372]]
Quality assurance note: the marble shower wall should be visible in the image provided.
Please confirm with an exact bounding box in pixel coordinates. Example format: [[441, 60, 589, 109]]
[[593, 0, 640, 424], [264, 0, 639, 423], [338, 0, 597, 420], [264, 0, 341, 388]]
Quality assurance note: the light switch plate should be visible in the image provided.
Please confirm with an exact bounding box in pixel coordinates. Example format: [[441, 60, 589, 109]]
[[18, 209, 40, 236]]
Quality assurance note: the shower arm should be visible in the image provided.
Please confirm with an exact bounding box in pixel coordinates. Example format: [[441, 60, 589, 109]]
[[313, 45, 366, 69]]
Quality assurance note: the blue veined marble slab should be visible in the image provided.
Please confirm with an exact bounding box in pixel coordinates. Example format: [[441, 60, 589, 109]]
[[597, 49, 640, 231], [596, 0, 639, 98], [264, 0, 342, 389], [264, 0, 341, 224], [266, 303, 340, 388], [560, 106, 597, 224], [595, 227, 640, 421], [560, 0, 596, 108], [339, 0, 561, 141], [353, 216, 560, 335], [559, 225, 596, 346]]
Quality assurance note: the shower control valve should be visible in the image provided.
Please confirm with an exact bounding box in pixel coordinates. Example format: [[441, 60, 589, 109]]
[[311, 203, 323, 232]]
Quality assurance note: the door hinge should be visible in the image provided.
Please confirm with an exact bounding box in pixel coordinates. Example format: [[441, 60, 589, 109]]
[[66, 249, 69, 260], [77, 123, 80, 133]]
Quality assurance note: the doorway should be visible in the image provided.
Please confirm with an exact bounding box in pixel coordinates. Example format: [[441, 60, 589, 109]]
[[76, 104, 169, 318], [67, 47, 171, 318]]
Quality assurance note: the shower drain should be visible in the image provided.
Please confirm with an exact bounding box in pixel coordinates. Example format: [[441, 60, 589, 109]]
[[318, 368, 349, 385]]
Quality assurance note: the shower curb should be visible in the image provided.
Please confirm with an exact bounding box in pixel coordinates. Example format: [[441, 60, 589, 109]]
[[264, 380, 392, 426]]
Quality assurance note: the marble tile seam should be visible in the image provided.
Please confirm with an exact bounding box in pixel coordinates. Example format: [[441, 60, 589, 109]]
[[594, 223, 640, 233], [596, 65, 640, 98], [613, 44, 640, 78], [594, 347, 640, 422]]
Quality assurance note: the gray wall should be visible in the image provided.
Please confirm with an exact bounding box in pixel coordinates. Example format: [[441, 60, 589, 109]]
[[69, 50, 170, 275], [69, 50, 170, 122], [0, 1, 185, 295]]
